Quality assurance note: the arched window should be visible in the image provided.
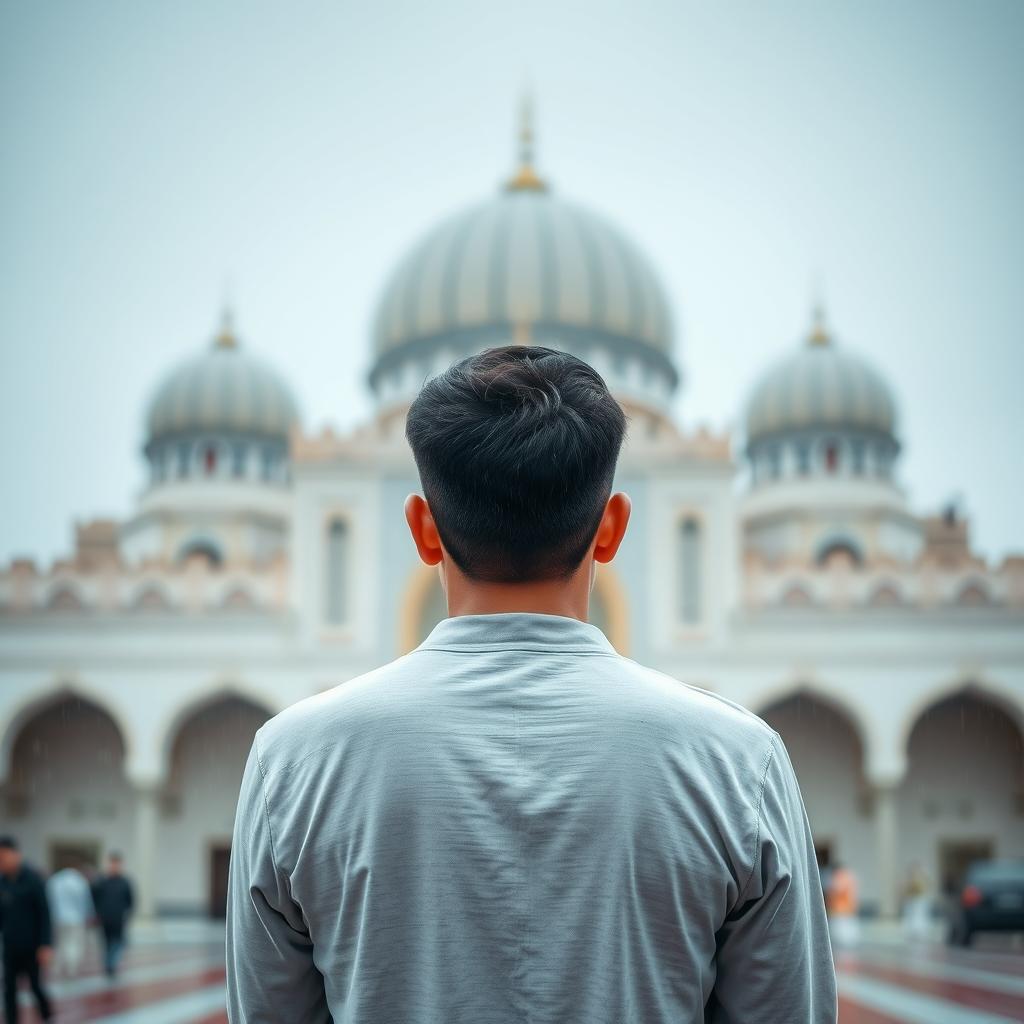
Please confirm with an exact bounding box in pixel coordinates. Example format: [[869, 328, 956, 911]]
[[47, 585, 85, 612], [177, 442, 190, 478], [204, 445, 218, 475], [768, 445, 782, 479], [326, 518, 349, 625], [781, 584, 813, 607], [851, 439, 865, 475], [824, 440, 839, 474], [955, 582, 991, 607], [261, 447, 275, 481], [231, 443, 247, 478], [678, 516, 702, 625], [795, 442, 811, 475]]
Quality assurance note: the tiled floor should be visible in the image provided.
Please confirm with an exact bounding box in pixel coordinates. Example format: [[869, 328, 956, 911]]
[[12, 924, 1024, 1022]]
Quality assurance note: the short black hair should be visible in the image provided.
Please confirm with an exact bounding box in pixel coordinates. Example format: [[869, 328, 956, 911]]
[[0, 836, 18, 851], [405, 345, 628, 583]]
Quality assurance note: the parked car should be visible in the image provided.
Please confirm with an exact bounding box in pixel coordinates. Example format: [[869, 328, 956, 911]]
[[948, 859, 1024, 946]]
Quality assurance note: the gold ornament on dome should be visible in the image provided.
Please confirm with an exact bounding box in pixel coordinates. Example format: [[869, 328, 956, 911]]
[[506, 94, 548, 193]]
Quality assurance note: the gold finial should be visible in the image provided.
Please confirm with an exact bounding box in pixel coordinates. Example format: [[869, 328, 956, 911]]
[[214, 305, 238, 349], [505, 94, 548, 193], [808, 299, 830, 346]]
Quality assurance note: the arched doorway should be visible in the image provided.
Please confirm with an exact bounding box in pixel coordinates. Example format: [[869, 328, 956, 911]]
[[159, 695, 272, 917], [2, 694, 132, 874], [757, 691, 876, 906], [898, 690, 1024, 900]]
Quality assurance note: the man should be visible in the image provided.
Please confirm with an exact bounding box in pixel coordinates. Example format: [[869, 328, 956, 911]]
[[226, 346, 837, 1022], [826, 861, 860, 950], [46, 859, 95, 979], [90, 851, 134, 978], [0, 836, 52, 1023]]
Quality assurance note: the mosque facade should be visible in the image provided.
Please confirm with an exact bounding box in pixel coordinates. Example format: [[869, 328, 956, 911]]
[[2, 119, 1022, 922]]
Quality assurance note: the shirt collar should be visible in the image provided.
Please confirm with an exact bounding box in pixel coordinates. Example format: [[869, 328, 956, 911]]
[[414, 611, 617, 655]]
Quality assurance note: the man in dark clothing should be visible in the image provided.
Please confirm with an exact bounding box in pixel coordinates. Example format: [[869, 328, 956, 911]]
[[90, 851, 134, 979], [0, 836, 52, 1023]]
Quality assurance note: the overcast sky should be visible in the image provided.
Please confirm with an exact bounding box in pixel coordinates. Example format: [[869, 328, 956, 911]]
[[1, 0, 1022, 566]]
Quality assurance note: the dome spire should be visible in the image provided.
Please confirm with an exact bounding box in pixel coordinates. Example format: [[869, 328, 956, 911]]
[[214, 303, 238, 349], [808, 285, 830, 346], [505, 93, 548, 193]]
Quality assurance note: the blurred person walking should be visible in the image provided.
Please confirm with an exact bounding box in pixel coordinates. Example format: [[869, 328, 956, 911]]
[[46, 860, 95, 979], [90, 852, 134, 979], [225, 347, 838, 1024], [0, 836, 52, 1023], [901, 861, 933, 942], [826, 861, 861, 949]]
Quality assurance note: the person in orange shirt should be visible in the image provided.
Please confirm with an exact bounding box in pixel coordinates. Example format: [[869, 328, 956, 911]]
[[827, 862, 860, 949]]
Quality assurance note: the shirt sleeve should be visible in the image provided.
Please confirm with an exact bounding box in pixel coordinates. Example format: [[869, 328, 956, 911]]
[[706, 732, 838, 1024], [225, 732, 331, 1024]]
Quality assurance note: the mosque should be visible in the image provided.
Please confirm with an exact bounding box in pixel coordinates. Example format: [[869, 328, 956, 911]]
[[1, 112, 1022, 923]]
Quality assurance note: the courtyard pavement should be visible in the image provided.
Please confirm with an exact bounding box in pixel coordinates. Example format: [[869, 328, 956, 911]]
[[12, 918, 1024, 1023]]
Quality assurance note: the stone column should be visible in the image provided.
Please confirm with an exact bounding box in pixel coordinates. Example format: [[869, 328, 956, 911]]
[[874, 782, 900, 918], [133, 782, 160, 919]]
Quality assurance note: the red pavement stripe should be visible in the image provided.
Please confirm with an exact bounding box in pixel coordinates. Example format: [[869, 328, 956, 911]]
[[48, 967, 225, 1024], [837, 995, 907, 1024], [839, 957, 1024, 1019]]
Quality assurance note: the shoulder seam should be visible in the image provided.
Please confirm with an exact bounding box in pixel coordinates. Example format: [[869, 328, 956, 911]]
[[253, 729, 283, 880], [730, 731, 778, 916]]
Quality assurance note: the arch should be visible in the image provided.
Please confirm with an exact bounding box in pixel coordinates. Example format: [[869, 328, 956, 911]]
[[954, 579, 992, 607], [129, 581, 175, 612], [43, 581, 87, 612], [220, 585, 257, 611], [751, 683, 875, 773], [897, 680, 1024, 896], [592, 562, 630, 655], [897, 677, 1024, 758], [0, 683, 134, 787], [754, 687, 873, 876], [177, 536, 224, 568], [398, 563, 444, 655], [780, 583, 815, 607], [815, 535, 864, 568], [867, 581, 904, 607], [156, 684, 279, 783]]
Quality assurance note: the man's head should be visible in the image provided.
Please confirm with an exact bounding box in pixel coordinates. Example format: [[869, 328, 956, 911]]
[[404, 345, 630, 599], [107, 851, 124, 875], [0, 836, 22, 876]]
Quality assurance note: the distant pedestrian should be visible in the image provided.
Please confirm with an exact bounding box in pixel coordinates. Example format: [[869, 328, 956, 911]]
[[90, 851, 134, 979], [46, 860, 95, 979], [0, 835, 53, 1023], [901, 861, 933, 942], [826, 861, 861, 949]]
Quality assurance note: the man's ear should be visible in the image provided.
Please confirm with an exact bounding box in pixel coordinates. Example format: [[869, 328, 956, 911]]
[[592, 492, 631, 564], [404, 493, 444, 566]]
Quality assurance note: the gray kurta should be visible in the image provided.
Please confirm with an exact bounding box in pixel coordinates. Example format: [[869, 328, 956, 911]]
[[226, 611, 837, 1023]]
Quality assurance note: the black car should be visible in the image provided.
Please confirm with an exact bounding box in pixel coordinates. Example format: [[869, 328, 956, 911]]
[[948, 859, 1024, 946]]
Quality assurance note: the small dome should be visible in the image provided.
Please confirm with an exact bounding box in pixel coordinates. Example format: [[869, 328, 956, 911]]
[[744, 311, 898, 446], [146, 313, 300, 444], [368, 105, 678, 393]]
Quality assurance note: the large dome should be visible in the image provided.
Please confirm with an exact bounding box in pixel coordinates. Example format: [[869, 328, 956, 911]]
[[744, 312, 898, 446], [146, 313, 300, 445], [367, 115, 679, 407]]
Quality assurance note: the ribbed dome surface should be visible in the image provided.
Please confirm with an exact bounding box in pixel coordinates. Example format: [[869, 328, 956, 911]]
[[146, 331, 300, 443], [372, 188, 674, 359], [745, 329, 897, 443]]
